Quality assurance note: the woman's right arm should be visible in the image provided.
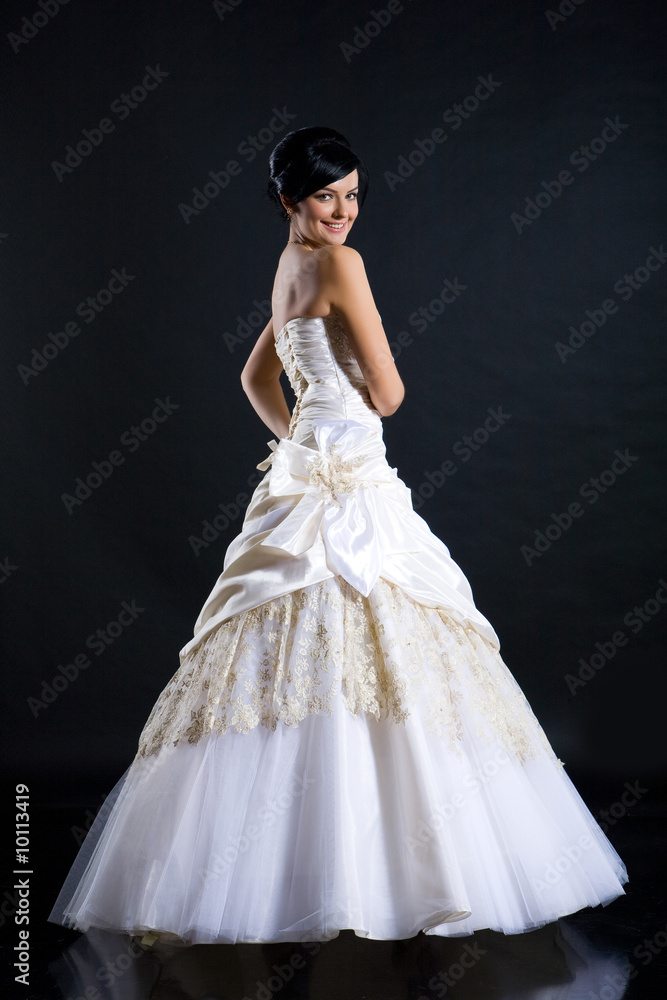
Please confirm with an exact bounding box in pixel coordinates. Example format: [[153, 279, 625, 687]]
[[321, 246, 404, 416], [240, 318, 291, 439]]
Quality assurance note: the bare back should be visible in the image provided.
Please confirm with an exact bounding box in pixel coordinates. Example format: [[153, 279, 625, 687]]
[[243, 242, 403, 420], [271, 245, 334, 336]]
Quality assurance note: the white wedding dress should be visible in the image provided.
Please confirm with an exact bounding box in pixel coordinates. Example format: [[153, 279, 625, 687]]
[[49, 314, 628, 944]]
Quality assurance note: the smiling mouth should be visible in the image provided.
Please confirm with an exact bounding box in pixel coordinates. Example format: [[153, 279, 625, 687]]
[[322, 221, 346, 231]]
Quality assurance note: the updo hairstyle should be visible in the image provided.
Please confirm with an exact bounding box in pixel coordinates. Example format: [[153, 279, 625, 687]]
[[267, 126, 369, 221]]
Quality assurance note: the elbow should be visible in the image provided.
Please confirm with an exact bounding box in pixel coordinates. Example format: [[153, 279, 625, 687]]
[[240, 367, 253, 397], [373, 384, 405, 417], [368, 366, 405, 417], [241, 368, 280, 404], [378, 398, 403, 417]]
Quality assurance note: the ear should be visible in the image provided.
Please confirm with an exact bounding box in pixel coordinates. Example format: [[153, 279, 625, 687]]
[[280, 194, 294, 212]]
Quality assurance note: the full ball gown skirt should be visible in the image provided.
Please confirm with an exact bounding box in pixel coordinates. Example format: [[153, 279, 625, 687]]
[[49, 314, 628, 944]]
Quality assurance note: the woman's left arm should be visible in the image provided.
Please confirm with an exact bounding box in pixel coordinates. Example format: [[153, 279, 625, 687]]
[[240, 318, 291, 439]]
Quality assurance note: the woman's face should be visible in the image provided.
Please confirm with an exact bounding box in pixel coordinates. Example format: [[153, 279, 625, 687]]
[[284, 169, 360, 247]]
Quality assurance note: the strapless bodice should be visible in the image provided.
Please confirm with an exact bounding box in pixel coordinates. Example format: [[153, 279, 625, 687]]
[[275, 314, 381, 446]]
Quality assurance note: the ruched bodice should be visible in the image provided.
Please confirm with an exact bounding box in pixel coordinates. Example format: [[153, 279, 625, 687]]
[[275, 314, 381, 446]]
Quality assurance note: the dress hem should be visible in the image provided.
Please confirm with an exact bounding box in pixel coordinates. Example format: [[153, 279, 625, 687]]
[[54, 885, 627, 946]]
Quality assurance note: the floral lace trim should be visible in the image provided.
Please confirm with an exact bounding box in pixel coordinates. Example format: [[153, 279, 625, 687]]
[[307, 443, 367, 507], [136, 577, 558, 767]]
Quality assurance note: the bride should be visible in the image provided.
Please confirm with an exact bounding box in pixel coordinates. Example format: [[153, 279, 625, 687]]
[[49, 126, 628, 945], [246, 128, 403, 439]]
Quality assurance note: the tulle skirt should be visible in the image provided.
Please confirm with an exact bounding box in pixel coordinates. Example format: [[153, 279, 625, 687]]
[[49, 576, 628, 943]]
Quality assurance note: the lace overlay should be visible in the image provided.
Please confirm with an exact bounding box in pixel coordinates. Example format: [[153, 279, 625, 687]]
[[136, 577, 556, 766]]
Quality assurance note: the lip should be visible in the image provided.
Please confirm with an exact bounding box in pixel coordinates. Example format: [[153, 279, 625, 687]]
[[321, 221, 347, 233]]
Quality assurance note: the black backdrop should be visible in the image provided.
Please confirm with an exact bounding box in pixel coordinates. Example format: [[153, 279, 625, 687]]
[[2, 0, 665, 802]]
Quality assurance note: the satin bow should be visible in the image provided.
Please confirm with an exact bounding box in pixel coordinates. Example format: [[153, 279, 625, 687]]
[[257, 420, 417, 596]]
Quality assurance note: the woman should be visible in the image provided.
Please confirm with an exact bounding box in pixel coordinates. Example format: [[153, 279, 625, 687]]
[[243, 129, 403, 437], [50, 127, 627, 945]]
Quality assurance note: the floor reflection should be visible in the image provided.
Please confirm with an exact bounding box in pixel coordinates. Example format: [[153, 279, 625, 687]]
[[48, 919, 631, 999]]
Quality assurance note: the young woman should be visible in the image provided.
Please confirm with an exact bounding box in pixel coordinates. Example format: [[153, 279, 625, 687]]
[[50, 126, 627, 945]]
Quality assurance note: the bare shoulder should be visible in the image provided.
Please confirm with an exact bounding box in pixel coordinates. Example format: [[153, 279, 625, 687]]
[[319, 244, 367, 285], [322, 244, 363, 267]]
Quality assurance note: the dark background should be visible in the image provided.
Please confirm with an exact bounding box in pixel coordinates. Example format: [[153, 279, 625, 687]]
[[2, 0, 665, 811]]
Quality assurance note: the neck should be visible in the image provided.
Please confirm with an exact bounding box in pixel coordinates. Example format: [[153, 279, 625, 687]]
[[287, 230, 319, 251]]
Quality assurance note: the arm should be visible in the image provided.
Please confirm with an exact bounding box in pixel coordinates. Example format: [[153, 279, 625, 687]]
[[240, 318, 291, 438], [321, 247, 404, 416]]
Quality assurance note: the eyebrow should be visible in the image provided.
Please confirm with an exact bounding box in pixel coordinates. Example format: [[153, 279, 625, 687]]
[[318, 184, 359, 193]]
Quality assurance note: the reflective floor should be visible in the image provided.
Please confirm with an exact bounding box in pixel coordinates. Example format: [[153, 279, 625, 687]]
[[4, 787, 666, 999]]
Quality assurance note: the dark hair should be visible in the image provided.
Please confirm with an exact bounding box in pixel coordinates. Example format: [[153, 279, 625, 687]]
[[267, 126, 369, 221]]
